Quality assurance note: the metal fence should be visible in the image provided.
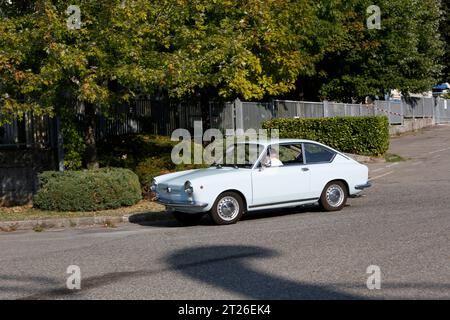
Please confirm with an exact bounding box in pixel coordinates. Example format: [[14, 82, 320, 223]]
[[436, 99, 450, 123], [0, 114, 54, 148], [220, 96, 446, 131], [2, 97, 449, 149]]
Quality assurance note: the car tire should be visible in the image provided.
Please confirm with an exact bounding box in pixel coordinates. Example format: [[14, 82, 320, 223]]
[[209, 191, 244, 225], [172, 211, 205, 226], [319, 181, 348, 212]]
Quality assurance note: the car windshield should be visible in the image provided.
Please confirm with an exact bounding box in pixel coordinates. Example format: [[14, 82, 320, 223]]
[[215, 143, 264, 168]]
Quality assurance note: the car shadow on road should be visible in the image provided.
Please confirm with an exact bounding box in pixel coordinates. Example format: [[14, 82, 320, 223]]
[[165, 244, 363, 300], [128, 204, 326, 228], [5, 245, 449, 299], [11, 245, 362, 300]]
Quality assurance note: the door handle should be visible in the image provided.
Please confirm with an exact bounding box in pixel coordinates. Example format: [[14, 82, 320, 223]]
[[301, 167, 309, 172]]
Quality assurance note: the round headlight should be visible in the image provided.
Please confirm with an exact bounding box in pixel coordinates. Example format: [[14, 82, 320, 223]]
[[150, 179, 157, 192], [184, 181, 193, 195]]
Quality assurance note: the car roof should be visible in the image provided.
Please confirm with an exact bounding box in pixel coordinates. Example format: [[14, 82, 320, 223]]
[[236, 138, 317, 147]]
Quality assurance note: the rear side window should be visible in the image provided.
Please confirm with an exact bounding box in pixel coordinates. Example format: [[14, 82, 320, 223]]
[[304, 143, 336, 164]]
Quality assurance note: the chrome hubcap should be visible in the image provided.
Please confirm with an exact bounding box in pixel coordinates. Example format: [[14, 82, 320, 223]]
[[217, 197, 239, 221], [326, 185, 344, 207]]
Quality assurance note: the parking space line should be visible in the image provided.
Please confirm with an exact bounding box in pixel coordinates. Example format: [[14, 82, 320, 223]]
[[370, 171, 394, 181], [429, 147, 450, 154], [386, 163, 400, 168]]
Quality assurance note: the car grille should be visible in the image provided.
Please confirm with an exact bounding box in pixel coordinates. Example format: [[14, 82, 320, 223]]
[[156, 183, 186, 202]]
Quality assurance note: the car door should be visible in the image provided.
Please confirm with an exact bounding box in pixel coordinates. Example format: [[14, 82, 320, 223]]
[[303, 142, 338, 197], [251, 143, 311, 208]]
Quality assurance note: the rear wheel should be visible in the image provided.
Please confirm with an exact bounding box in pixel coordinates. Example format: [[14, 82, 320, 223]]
[[209, 191, 244, 225], [172, 211, 205, 226], [319, 181, 348, 211]]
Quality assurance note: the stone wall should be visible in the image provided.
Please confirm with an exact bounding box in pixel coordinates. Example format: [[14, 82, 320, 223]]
[[389, 118, 435, 136]]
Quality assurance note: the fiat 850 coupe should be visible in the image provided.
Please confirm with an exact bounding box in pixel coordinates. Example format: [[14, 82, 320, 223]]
[[152, 139, 371, 225]]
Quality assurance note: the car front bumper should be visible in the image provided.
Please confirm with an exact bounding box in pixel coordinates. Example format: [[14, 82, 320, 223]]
[[155, 198, 209, 212], [355, 181, 372, 190]]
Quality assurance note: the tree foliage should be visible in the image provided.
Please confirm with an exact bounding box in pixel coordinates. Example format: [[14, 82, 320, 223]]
[[304, 0, 445, 102], [0, 0, 446, 167]]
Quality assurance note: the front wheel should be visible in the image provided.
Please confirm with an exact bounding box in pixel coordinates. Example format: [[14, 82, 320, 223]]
[[209, 191, 244, 225], [319, 181, 348, 211], [172, 211, 205, 226]]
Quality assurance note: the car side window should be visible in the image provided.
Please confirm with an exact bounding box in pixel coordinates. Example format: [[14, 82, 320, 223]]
[[278, 144, 304, 165], [304, 143, 335, 164]]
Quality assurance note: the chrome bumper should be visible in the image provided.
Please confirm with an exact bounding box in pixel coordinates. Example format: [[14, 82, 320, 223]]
[[156, 198, 208, 209], [355, 182, 372, 190]]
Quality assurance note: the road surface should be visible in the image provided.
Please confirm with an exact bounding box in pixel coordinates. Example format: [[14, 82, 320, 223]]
[[1, 125, 449, 299]]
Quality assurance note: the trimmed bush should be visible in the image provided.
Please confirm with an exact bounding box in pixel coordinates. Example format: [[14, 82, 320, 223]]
[[33, 168, 142, 211], [262, 116, 389, 156]]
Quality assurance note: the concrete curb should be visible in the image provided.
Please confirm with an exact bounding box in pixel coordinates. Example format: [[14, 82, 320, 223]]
[[0, 211, 173, 232]]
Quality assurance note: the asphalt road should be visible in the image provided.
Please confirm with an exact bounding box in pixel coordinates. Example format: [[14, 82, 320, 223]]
[[1, 125, 449, 300]]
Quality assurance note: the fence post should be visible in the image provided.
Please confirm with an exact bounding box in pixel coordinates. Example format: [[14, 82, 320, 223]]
[[271, 99, 277, 118], [24, 112, 32, 147], [421, 98, 425, 118], [387, 100, 391, 124], [208, 101, 213, 129], [400, 99, 404, 125], [323, 100, 328, 117], [234, 98, 244, 135], [296, 101, 301, 118], [432, 97, 436, 124], [359, 103, 363, 116]]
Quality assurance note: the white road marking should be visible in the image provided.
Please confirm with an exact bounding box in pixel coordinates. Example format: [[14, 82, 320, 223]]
[[429, 147, 450, 154], [371, 168, 385, 173], [386, 163, 400, 168], [370, 171, 394, 181]]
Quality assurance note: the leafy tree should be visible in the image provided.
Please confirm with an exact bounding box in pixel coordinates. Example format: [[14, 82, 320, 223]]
[[0, 0, 317, 168], [438, 1, 449, 83], [0, 0, 446, 171], [300, 0, 444, 102]]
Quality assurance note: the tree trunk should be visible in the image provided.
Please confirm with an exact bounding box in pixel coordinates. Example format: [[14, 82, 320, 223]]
[[83, 102, 99, 169]]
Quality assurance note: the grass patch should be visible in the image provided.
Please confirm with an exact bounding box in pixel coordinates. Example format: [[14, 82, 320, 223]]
[[0, 201, 164, 222], [33, 224, 45, 232], [384, 153, 406, 162]]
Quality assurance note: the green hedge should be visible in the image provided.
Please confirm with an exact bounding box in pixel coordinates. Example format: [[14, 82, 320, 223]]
[[33, 168, 142, 211], [262, 116, 389, 156]]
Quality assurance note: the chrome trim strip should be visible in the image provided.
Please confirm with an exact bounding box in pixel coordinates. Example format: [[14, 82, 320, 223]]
[[156, 199, 208, 208], [249, 197, 319, 209]]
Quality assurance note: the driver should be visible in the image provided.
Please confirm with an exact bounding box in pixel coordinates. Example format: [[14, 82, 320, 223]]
[[264, 148, 283, 167]]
